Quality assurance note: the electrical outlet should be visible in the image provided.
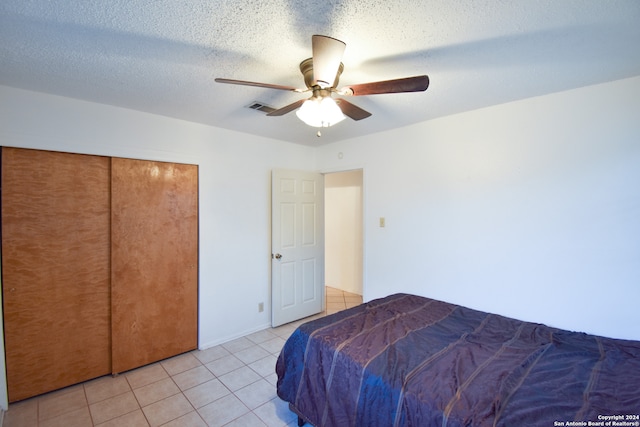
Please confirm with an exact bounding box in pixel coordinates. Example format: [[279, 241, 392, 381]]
[[258, 302, 264, 313], [379, 217, 386, 227]]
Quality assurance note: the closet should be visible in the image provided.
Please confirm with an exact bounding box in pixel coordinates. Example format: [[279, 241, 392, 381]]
[[1, 147, 198, 402]]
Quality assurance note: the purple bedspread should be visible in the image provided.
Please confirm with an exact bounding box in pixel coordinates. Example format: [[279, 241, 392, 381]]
[[276, 293, 640, 427]]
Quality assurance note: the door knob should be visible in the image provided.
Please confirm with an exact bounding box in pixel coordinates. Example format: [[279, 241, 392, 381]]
[[273, 253, 282, 260]]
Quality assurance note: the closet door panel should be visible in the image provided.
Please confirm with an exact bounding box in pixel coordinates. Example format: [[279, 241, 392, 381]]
[[111, 158, 198, 374], [1, 147, 111, 402]]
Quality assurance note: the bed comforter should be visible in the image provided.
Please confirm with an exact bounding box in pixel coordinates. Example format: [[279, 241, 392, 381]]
[[276, 293, 640, 427]]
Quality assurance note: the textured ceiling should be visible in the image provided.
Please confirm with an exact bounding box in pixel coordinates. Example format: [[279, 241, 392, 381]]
[[1, 1, 639, 146]]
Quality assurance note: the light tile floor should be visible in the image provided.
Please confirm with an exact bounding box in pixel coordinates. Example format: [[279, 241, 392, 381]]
[[2, 287, 362, 427]]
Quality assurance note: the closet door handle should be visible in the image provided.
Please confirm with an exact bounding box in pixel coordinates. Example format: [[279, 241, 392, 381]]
[[273, 253, 282, 260]]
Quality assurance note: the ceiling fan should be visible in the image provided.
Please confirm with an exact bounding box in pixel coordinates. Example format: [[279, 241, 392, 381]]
[[215, 35, 429, 128]]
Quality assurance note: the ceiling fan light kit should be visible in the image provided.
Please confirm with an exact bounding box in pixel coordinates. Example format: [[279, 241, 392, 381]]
[[215, 35, 429, 129], [296, 96, 345, 128]]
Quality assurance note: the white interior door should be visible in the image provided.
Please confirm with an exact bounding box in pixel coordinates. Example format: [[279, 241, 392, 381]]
[[271, 169, 324, 327]]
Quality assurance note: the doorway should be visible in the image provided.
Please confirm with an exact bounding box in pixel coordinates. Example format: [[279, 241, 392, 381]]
[[324, 170, 363, 298]]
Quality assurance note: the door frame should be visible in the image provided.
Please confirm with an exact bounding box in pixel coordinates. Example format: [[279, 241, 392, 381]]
[[323, 168, 365, 297], [269, 165, 366, 327]]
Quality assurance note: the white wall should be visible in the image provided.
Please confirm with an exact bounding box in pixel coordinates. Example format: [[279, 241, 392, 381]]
[[1, 75, 639, 409], [325, 170, 363, 294], [317, 76, 640, 342], [0, 85, 315, 409]]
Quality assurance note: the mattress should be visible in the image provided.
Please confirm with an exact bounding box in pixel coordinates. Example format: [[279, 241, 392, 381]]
[[276, 293, 640, 427]]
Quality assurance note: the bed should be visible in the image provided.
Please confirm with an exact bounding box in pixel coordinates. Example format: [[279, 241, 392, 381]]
[[276, 293, 640, 427]]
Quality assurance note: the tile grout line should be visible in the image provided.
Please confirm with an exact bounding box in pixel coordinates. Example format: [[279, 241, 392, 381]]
[[82, 383, 92, 427]]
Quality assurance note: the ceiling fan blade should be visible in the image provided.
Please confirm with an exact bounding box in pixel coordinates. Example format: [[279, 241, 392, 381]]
[[266, 99, 306, 116], [215, 78, 301, 92], [336, 99, 372, 121], [312, 35, 346, 88], [341, 75, 429, 96]]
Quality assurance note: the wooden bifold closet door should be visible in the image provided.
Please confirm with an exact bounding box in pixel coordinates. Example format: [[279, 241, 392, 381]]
[[111, 157, 199, 374], [1, 148, 198, 402], [1, 148, 112, 402]]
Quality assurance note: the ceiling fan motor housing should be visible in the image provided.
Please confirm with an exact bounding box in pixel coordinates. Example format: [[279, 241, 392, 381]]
[[299, 58, 344, 90]]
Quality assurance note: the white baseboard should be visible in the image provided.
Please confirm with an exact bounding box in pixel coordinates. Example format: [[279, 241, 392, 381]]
[[198, 322, 273, 350]]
